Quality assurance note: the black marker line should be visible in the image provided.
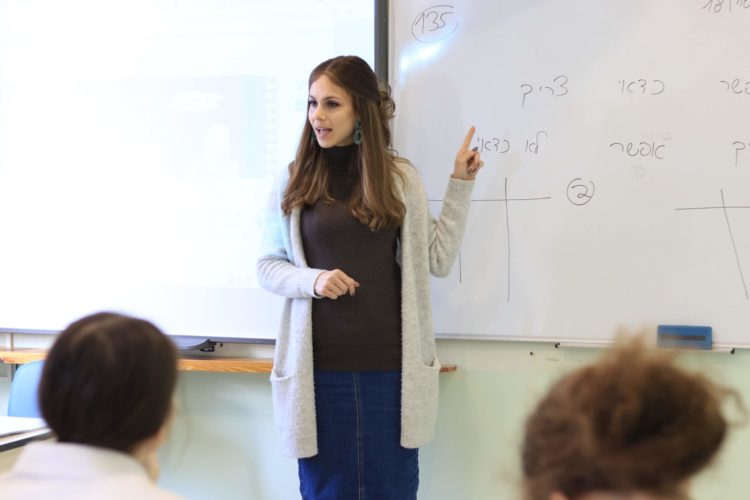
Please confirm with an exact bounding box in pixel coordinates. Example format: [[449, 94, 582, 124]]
[[676, 205, 750, 210], [471, 197, 552, 202], [505, 177, 511, 303], [432, 186, 551, 303], [458, 249, 462, 284], [429, 197, 553, 202], [720, 190, 749, 300]]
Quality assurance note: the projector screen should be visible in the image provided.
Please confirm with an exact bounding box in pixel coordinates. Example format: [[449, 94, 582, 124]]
[[0, 0, 375, 339]]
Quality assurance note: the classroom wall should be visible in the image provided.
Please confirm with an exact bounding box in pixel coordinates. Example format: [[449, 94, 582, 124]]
[[3, 339, 749, 499], [158, 340, 750, 500]]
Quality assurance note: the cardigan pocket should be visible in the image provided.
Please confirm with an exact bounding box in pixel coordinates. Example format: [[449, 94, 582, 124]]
[[400, 357, 441, 448], [269, 369, 297, 407], [406, 357, 441, 397], [423, 356, 441, 371], [269, 370, 317, 458], [269, 368, 295, 383], [269, 370, 299, 425]]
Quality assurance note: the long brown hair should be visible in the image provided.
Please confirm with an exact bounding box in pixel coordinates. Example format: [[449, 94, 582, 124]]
[[521, 339, 740, 500], [281, 55, 405, 230]]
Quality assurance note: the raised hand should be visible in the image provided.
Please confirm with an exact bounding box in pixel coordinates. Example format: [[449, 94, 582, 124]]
[[453, 126, 484, 181]]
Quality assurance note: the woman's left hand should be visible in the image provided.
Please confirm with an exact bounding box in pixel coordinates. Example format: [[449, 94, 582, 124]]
[[453, 126, 484, 181]]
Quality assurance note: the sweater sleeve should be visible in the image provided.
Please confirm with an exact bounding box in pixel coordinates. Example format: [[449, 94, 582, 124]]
[[256, 172, 324, 299], [423, 175, 475, 277]]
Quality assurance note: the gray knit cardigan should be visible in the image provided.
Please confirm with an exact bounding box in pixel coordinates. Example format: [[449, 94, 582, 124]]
[[257, 159, 474, 458]]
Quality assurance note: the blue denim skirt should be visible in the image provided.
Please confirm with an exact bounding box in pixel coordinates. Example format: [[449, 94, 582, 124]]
[[298, 370, 419, 500]]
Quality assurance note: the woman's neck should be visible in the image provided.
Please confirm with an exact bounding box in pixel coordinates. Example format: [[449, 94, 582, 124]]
[[324, 144, 356, 174]]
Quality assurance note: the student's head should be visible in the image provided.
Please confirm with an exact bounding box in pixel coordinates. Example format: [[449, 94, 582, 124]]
[[39, 312, 178, 454], [521, 341, 734, 500], [283, 55, 405, 230]]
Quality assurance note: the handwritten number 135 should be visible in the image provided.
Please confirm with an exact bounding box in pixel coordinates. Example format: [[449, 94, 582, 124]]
[[413, 10, 452, 33]]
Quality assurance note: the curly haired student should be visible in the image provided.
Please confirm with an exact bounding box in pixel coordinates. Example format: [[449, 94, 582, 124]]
[[521, 340, 742, 500]]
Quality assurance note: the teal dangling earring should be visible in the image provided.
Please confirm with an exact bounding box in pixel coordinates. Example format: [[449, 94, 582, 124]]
[[353, 119, 362, 145]]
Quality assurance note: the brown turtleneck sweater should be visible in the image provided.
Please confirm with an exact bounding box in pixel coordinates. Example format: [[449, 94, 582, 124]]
[[300, 145, 402, 371]]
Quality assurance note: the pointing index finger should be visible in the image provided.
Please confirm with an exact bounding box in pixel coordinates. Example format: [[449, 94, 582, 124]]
[[460, 126, 476, 151]]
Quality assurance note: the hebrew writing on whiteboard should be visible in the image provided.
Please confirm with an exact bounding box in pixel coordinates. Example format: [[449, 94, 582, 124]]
[[391, 0, 750, 345]]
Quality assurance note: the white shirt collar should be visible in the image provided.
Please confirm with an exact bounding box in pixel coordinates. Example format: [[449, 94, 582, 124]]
[[11, 441, 149, 480]]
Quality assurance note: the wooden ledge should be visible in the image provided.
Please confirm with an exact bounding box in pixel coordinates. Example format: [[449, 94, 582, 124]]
[[0, 350, 46, 365], [0, 349, 457, 374]]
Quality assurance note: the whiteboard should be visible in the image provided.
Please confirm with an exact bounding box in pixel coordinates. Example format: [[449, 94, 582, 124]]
[[0, 0, 373, 340], [390, 0, 750, 346]]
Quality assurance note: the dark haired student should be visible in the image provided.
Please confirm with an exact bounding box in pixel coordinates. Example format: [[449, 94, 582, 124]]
[[0, 312, 183, 500], [257, 55, 483, 499]]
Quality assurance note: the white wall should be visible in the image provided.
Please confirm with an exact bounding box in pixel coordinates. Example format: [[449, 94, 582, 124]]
[[149, 340, 750, 500], [3, 335, 748, 499]]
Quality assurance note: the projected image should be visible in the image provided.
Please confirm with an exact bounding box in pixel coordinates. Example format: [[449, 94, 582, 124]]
[[0, 0, 374, 337], [0, 76, 269, 179], [0, 75, 271, 285]]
